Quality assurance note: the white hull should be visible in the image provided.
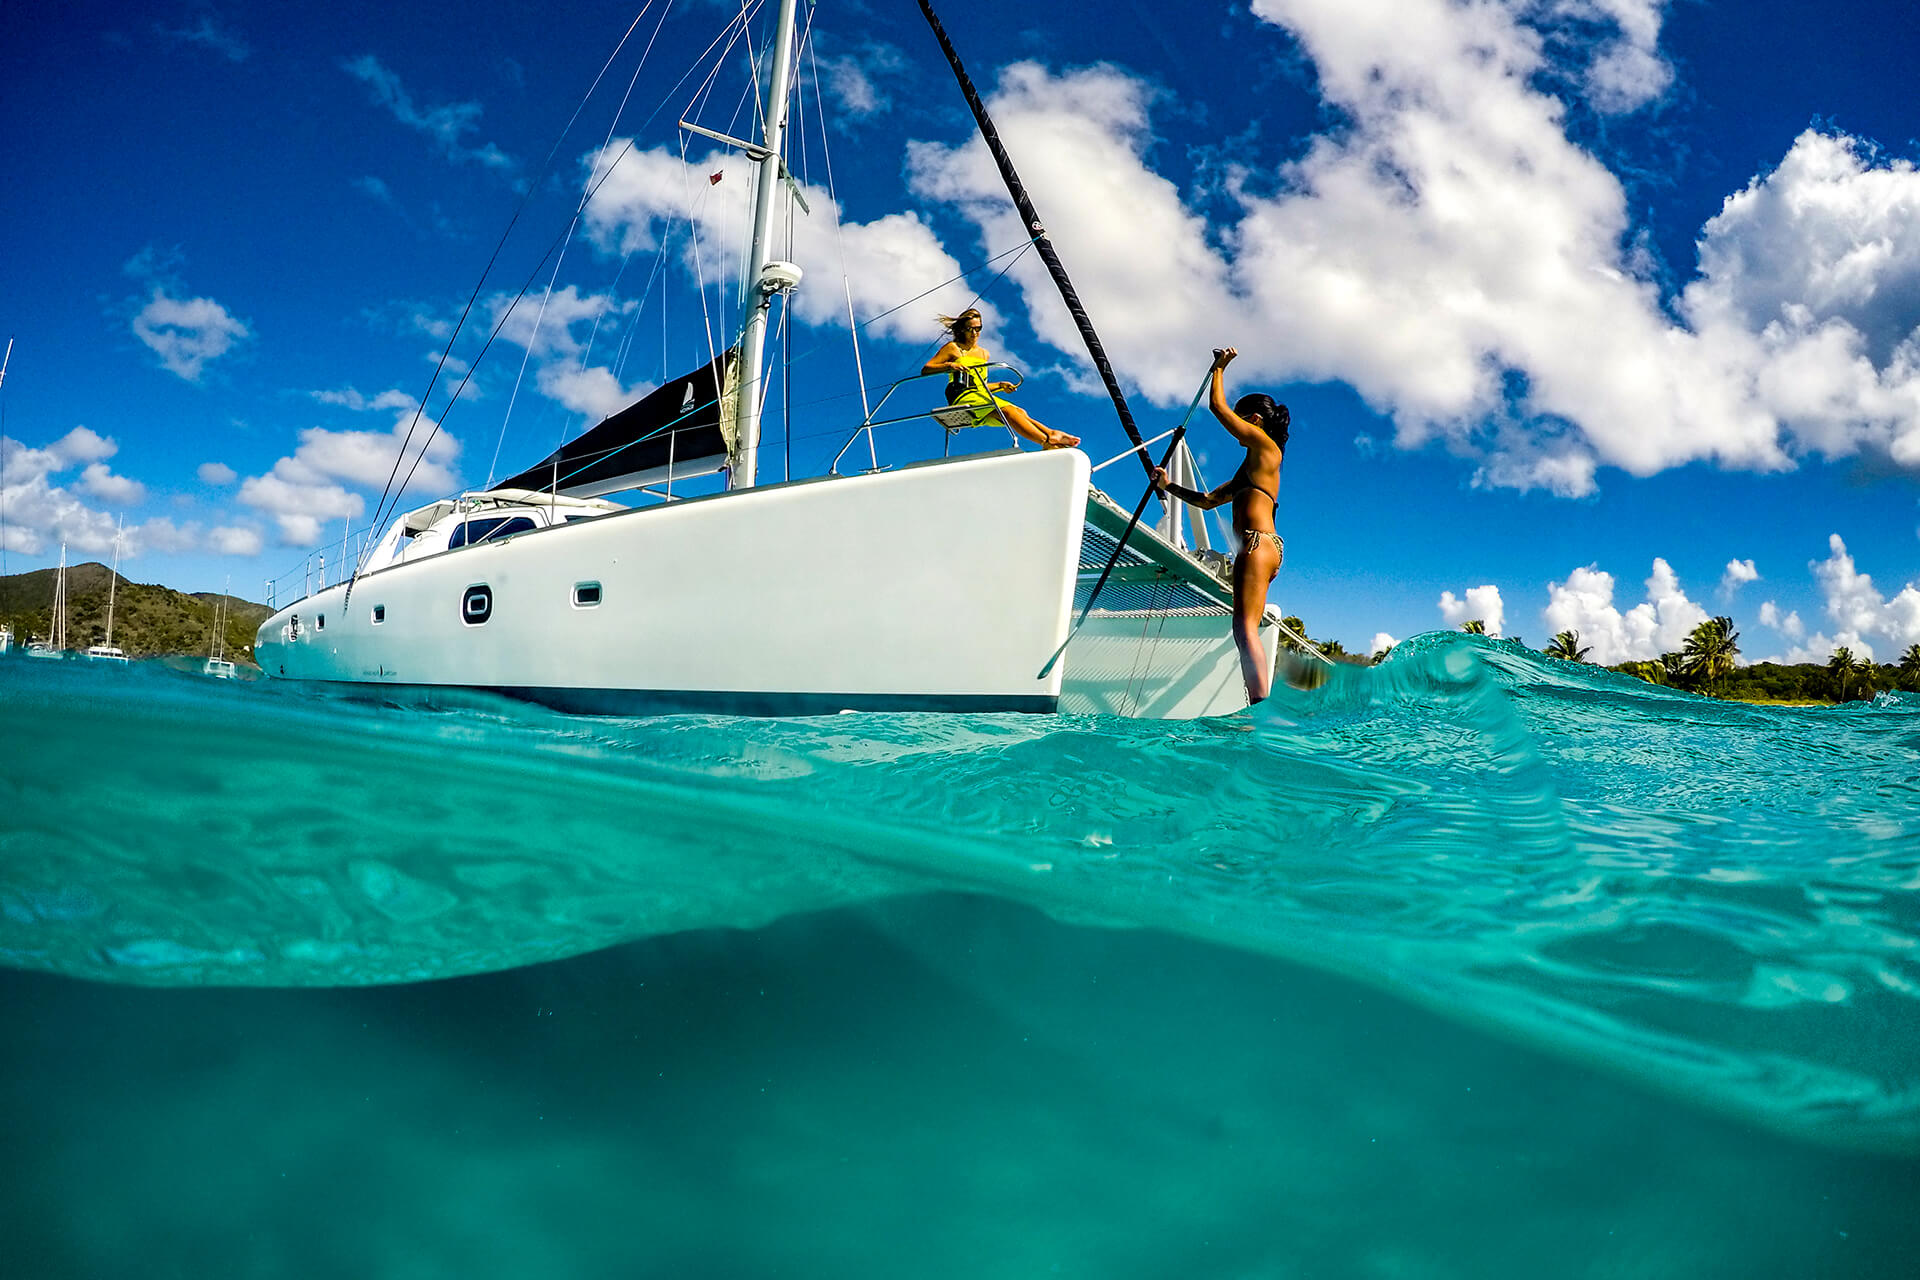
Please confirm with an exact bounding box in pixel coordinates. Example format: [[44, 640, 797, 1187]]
[[257, 448, 1275, 719], [1056, 613, 1273, 718], [258, 450, 1090, 714]]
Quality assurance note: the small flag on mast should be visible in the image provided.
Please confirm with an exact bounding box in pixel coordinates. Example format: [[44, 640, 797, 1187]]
[[709, 171, 723, 185]]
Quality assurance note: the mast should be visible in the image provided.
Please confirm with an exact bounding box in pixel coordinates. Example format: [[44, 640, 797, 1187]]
[[913, 0, 1153, 482], [53, 542, 66, 651], [104, 518, 122, 647], [730, 0, 804, 490]]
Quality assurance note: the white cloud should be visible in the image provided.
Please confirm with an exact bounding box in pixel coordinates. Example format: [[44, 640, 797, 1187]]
[[1557, 0, 1674, 113], [47, 426, 117, 471], [342, 55, 514, 173], [582, 143, 974, 344], [239, 420, 460, 547], [354, 175, 398, 209], [1438, 585, 1505, 636], [78, 462, 147, 505], [1540, 559, 1708, 663], [1758, 601, 1806, 641], [812, 39, 906, 118], [1370, 631, 1398, 656], [535, 364, 649, 420], [1719, 558, 1758, 597], [1774, 533, 1920, 664], [310, 387, 417, 413], [209, 525, 266, 557], [488, 286, 632, 362], [131, 287, 251, 382], [198, 462, 238, 485], [0, 429, 136, 556], [131, 517, 199, 555], [907, 64, 1235, 405], [237, 470, 363, 548], [875, 2, 1920, 496], [159, 15, 251, 63]]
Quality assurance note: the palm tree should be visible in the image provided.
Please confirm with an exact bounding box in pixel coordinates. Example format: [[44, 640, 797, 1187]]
[[1828, 645, 1862, 701], [1900, 643, 1920, 692], [1460, 619, 1488, 635], [1545, 630, 1591, 662], [1681, 616, 1740, 691], [1279, 615, 1309, 654]]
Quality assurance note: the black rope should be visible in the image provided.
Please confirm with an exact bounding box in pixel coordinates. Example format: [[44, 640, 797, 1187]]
[[914, 0, 1153, 483], [1035, 425, 1187, 680]]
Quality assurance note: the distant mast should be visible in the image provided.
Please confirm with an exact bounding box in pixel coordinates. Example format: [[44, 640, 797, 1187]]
[[103, 517, 123, 648], [728, 0, 803, 490]]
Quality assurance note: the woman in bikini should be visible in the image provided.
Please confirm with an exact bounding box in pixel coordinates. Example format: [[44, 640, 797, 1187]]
[[1151, 347, 1288, 704], [922, 309, 1080, 450]]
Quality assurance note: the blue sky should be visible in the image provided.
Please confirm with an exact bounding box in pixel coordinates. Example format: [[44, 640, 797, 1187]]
[[4, 0, 1919, 663]]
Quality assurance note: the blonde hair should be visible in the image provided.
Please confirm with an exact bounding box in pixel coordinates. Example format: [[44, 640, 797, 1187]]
[[936, 308, 983, 338]]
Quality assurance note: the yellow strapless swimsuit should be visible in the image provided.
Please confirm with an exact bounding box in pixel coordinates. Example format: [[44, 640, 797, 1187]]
[[948, 349, 1008, 426]]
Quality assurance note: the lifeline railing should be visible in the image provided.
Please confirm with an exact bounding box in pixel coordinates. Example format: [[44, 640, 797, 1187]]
[[827, 364, 1024, 475], [263, 520, 379, 610]]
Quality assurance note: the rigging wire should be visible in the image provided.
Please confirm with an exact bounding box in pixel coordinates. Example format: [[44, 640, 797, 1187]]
[[363, 1, 761, 551], [362, 0, 671, 551], [805, 29, 877, 428], [679, 133, 725, 379], [492, 0, 685, 489]]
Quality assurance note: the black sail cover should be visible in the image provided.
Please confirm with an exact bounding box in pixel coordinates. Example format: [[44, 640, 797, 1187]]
[[498, 350, 737, 497]]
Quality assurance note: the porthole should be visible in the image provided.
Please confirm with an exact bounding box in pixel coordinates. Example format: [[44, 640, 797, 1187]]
[[573, 582, 603, 608], [462, 585, 493, 625], [317, 614, 326, 631], [372, 605, 386, 624]]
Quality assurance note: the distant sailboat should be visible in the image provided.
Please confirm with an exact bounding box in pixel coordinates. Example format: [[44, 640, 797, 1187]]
[[84, 520, 128, 663], [24, 542, 67, 659], [204, 576, 236, 678]]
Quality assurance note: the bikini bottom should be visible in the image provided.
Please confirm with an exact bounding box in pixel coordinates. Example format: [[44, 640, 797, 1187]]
[[1239, 529, 1284, 564]]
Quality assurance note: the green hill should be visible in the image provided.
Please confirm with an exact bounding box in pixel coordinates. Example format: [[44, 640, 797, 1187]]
[[0, 563, 270, 665]]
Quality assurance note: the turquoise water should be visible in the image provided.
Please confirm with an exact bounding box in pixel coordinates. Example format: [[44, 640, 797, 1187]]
[[2, 637, 1916, 1276]]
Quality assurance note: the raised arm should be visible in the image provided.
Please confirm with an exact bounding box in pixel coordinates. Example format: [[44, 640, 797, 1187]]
[[1207, 347, 1266, 447]]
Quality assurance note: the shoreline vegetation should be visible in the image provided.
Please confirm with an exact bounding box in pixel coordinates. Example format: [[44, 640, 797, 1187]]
[[3, 565, 1910, 705], [1332, 615, 1915, 706], [0, 563, 268, 667]]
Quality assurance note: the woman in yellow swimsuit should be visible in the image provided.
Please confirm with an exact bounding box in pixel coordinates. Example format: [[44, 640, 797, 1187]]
[[1151, 347, 1287, 704], [922, 309, 1080, 449]]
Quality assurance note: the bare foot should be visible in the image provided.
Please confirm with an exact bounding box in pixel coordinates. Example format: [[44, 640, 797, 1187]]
[[1044, 430, 1080, 449]]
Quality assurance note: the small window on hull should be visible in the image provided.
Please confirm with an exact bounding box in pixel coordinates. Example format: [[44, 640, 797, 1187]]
[[372, 605, 386, 624], [462, 585, 493, 625], [573, 582, 602, 607], [317, 614, 326, 631]]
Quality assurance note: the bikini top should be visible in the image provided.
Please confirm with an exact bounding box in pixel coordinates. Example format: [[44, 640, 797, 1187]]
[[1226, 467, 1278, 508]]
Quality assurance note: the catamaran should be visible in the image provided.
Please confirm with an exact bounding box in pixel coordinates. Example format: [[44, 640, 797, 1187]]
[[24, 542, 67, 659], [84, 520, 128, 663], [204, 576, 237, 678], [254, 0, 1301, 717]]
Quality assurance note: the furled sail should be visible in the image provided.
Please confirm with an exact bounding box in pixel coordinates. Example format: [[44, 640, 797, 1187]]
[[498, 350, 738, 498], [913, 0, 1153, 482]]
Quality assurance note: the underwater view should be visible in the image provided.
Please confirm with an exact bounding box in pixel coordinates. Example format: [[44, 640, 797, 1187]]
[[3, 635, 1917, 1277]]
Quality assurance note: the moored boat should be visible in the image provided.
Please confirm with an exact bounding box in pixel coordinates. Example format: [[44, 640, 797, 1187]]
[[254, 0, 1300, 718]]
